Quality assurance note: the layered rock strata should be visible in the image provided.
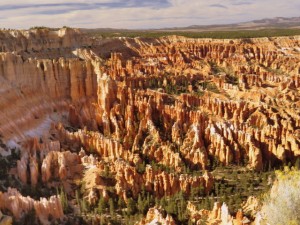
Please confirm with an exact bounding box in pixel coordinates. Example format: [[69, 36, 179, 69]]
[[137, 206, 176, 225], [187, 201, 250, 225], [0, 188, 63, 224], [0, 28, 299, 224]]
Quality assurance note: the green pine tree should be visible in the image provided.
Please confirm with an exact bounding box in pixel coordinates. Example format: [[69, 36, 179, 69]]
[[127, 198, 137, 215], [109, 198, 115, 216], [97, 196, 107, 214]]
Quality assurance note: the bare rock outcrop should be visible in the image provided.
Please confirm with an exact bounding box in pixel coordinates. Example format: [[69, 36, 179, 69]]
[[187, 201, 251, 225], [0, 188, 63, 224], [137, 206, 176, 225], [114, 160, 213, 199], [16, 138, 83, 187], [0, 211, 12, 225]]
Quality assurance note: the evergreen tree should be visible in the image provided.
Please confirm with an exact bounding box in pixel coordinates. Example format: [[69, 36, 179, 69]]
[[57, 187, 68, 213], [204, 196, 210, 209], [109, 198, 115, 216], [118, 197, 126, 209], [81, 199, 89, 213], [295, 158, 300, 170], [75, 190, 80, 204], [190, 187, 197, 200], [137, 194, 145, 214], [98, 196, 107, 214], [127, 198, 137, 215]]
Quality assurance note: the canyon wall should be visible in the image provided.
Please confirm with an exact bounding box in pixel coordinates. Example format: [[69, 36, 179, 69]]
[[1, 29, 299, 170], [0, 28, 299, 224]]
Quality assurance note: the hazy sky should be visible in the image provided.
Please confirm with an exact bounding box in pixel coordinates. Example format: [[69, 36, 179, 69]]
[[1, 0, 300, 29]]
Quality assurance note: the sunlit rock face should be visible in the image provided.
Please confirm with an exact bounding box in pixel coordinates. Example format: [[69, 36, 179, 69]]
[[0, 28, 299, 224], [137, 206, 176, 225], [186, 201, 250, 225], [1, 29, 300, 170], [0, 188, 63, 224]]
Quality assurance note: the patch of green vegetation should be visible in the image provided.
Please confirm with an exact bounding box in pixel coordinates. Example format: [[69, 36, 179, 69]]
[[57, 186, 71, 213], [193, 90, 205, 97], [101, 164, 114, 179], [146, 75, 193, 96], [209, 166, 274, 214], [29, 26, 59, 31], [148, 77, 220, 96], [149, 160, 176, 174], [259, 64, 284, 75], [15, 208, 37, 225], [209, 61, 225, 74], [206, 82, 220, 93], [0, 148, 19, 181], [225, 74, 239, 85], [164, 80, 189, 95], [136, 161, 146, 174], [65, 125, 79, 132], [199, 81, 220, 93], [29, 26, 49, 30], [158, 191, 189, 224], [87, 28, 300, 39]]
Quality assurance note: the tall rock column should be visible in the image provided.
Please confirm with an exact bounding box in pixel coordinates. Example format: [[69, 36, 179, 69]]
[[97, 73, 117, 136]]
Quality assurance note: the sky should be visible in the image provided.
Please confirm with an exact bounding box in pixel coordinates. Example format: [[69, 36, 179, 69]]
[[0, 0, 300, 29]]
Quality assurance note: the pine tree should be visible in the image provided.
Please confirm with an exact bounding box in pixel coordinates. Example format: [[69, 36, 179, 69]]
[[118, 197, 126, 209], [57, 187, 68, 213], [178, 195, 187, 222], [98, 196, 107, 214], [109, 198, 115, 216], [137, 194, 144, 214], [160, 196, 167, 209], [190, 187, 197, 200], [127, 198, 137, 215], [295, 158, 300, 170], [268, 160, 272, 171], [204, 196, 210, 209], [75, 189, 81, 212], [81, 199, 89, 213]]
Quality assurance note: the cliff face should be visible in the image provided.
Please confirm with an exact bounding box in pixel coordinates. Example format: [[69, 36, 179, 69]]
[[0, 28, 93, 58], [137, 206, 176, 225], [138, 202, 252, 225], [186, 201, 250, 225], [0, 188, 63, 224], [94, 36, 300, 171], [0, 28, 299, 224], [16, 138, 83, 187], [0, 50, 97, 142], [1, 30, 299, 169]]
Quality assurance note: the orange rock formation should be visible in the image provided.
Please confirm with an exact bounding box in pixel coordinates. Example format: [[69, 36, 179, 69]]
[[0, 28, 299, 223], [138, 206, 176, 225], [0, 188, 63, 224], [187, 201, 250, 225]]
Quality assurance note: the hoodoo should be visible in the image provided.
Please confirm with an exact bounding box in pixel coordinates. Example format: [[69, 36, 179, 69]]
[[0, 27, 299, 224]]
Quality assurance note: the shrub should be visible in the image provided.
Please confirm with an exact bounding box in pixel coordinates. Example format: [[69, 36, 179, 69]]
[[260, 168, 300, 225], [225, 74, 239, 85]]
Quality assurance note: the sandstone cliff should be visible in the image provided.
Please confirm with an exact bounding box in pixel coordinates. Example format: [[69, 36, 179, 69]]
[[137, 206, 176, 225], [0, 28, 299, 224], [0, 188, 63, 225], [187, 201, 251, 225]]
